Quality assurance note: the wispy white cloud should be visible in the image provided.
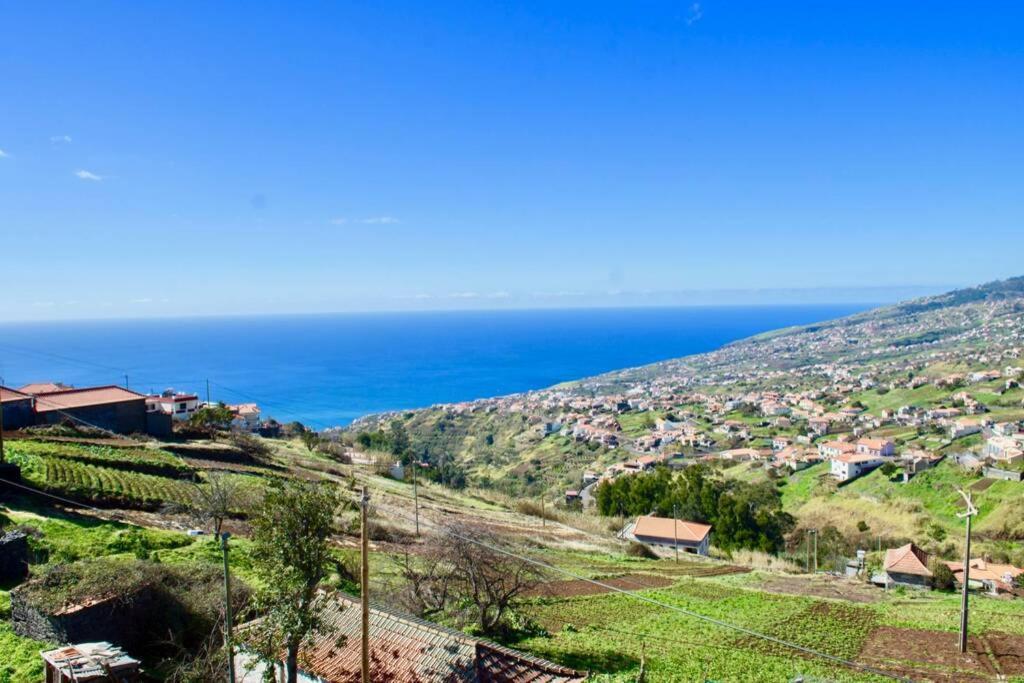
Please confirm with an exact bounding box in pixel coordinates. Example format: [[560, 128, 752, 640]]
[[130, 297, 153, 304], [686, 1, 703, 25], [0, 148, 9, 158], [74, 169, 103, 181], [329, 217, 348, 226], [50, 135, 72, 144], [360, 216, 400, 225]]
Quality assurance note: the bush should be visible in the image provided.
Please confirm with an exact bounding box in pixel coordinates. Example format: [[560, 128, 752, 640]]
[[626, 541, 659, 559], [930, 560, 956, 591]]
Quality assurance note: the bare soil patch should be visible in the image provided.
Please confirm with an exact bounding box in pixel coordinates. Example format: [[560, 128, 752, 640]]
[[970, 478, 996, 492], [527, 573, 674, 598], [859, 626, 1024, 681], [758, 574, 883, 603]]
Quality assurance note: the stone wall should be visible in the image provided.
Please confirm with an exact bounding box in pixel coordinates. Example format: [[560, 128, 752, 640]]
[[11, 585, 159, 653], [0, 531, 29, 583]]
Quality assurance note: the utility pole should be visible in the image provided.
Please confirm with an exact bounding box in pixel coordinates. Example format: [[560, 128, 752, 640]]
[[0, 391, 5, 464], [956, 488, 979, 654], [809, 528, 818, 574], [412, 456, 419, 536], [673, 504, 679, 563], [220, 532, 236, 683], [805, 533, 810, 573], [123, 374, 129, 390], [206, 379, 211, 405], [360, 487, 371, 683]]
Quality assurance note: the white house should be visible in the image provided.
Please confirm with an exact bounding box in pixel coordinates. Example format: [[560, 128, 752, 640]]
[[146, 391, 200, 421], [831, 452, 886, 482]]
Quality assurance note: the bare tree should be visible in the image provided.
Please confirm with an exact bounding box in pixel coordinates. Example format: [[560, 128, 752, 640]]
[[190, 472, 245, 537], [395, 522, 546, 635]]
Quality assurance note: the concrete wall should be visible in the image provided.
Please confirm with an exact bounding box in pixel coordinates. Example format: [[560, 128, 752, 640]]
[[36, 399, 147, 435], [2, 398, 35, 430]]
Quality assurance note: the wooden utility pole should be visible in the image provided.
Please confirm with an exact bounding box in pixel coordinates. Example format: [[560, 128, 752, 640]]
[[673, 504, 679, 563], [220, 532, 236, 683], [0, 391, 5, 464], [412, 458, 419, 536], [956, 488, 979, 654], [810, 528, 818, 574], [360, 487, 371, 682]]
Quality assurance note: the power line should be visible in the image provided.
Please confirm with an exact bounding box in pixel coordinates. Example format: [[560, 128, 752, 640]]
[[0, 476, 108, 513]]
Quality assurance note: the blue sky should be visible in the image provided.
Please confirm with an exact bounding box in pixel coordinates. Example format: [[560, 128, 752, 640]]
[[1, 1, 1022, 321]]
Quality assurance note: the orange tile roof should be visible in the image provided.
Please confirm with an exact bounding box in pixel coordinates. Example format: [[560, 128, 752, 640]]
[[288, 593, 585, 682], [884, 543, 932, 577], [944, 559, 1023, 588], [17, 382, 71, 395], [33, 386, 146, 413], [0, 386, 32, 403], [633, 515, 712, 543]]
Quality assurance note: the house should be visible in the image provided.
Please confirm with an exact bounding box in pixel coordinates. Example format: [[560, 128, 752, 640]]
[[982, 435, 1024, 464], [41, 642, 142, 682], [949, 418, 984, 440], [32, 386, 150, 435], [830, 452, 886, 482], [565, 490, 581, 504], [883, 543, 932, 589], [1, 386, 35, 430], [145, 391, 200, 421], [622, 515, 712, 556], [807, 416, 831, 436], [856, 438, 895, 458], [818, 440, 856, 459], [228, 403, 261, 431], [945, 559, 1024, 595], [771, 436, 792, 451], [234, 593, 585, 682]]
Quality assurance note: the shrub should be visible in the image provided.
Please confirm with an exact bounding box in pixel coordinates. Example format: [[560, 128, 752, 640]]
[[626, 541, 659, 559], [930, 560, 956, 591]]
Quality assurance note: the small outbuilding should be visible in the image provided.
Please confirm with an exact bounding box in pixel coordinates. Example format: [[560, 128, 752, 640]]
[[622, 515, 712, 556], [41, 642, 142, 682], [883, 543, 932, 589]]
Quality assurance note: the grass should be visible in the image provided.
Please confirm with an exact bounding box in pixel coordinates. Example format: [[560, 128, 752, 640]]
[[510, 564, 1024, 683], [0, 591, 53, 683]]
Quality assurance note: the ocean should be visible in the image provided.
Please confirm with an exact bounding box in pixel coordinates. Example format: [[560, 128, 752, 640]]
[[0, 305, 869, 428]]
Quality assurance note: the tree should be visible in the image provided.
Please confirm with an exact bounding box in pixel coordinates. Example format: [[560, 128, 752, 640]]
[[189, 472, 246, 537], [250, 480, 340, 683], [879, 462, 899, 478], [300, 429, 322, 452], [189, 403, 234, 440], [388, 420, 411, 456], [444, 522, 546, 634], [394, 522, 545, 635]]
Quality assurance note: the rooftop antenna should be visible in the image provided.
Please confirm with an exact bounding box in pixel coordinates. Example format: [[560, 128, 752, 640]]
[[955, 487, 979, 654]]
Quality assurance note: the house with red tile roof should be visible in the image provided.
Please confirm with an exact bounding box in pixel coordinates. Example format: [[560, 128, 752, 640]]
[[622, 515, 712, 556], [32, 385, 149, 435], [944, 558, 1023, 595], [883, 543, 932, 589], [234, 593, 585, 682]]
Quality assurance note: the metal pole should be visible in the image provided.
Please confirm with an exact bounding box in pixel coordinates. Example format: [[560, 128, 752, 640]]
[[360, 487, 371, 683], [124, 374, 129, 390], [220, 532, 236, 683], [206, 379, 211, 405], [959, 512, 973, 653], [805, 533, 810, 573]]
